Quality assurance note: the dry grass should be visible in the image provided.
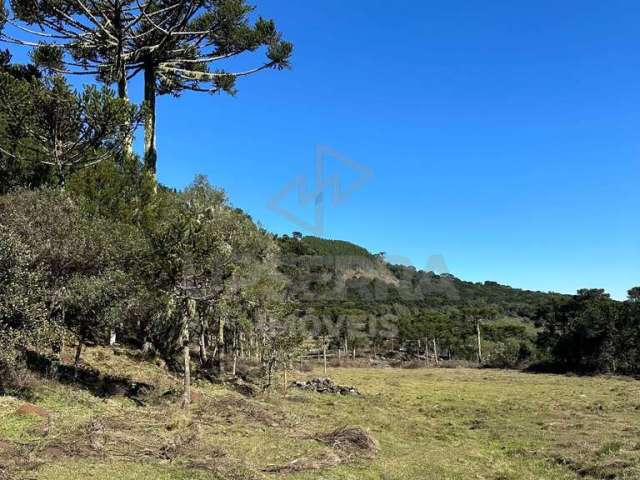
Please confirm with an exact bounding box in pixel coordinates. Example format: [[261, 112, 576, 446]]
[[316, 426, 378, 458], [1, 347, 640, 479]]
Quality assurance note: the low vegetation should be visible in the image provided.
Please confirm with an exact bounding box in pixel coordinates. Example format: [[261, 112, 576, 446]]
[[2, 347, 640, 480]]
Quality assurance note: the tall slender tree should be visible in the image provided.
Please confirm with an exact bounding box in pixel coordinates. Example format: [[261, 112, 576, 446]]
[[1, 0, 139, 156], [128, 0, 292, 177], [2, 0, 292, 179]]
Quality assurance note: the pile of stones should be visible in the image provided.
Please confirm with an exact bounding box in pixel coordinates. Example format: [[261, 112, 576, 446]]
[[290, 377, 360, 396]]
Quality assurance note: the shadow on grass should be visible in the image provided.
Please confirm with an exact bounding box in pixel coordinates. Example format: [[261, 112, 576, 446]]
[[525, 361, 640, 381], [23, 350, 154, 401]]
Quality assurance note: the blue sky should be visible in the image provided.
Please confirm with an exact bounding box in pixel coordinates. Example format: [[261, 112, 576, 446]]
[[7, 0, 640, 298]]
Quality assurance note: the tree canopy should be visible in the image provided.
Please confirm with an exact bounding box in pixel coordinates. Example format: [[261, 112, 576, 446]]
[[1, 0, 292, 177]]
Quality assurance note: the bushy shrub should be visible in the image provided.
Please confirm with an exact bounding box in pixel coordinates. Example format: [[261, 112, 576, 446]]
[[0, 188, 149, 366], [483, 338, 538, 369], [0, 226, 55, 392]]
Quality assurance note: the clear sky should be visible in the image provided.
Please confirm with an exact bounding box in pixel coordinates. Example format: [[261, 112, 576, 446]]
[[9, 0, 640, 299]]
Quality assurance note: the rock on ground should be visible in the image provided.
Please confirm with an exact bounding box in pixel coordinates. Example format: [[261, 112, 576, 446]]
[[291, 378, 360, 396]]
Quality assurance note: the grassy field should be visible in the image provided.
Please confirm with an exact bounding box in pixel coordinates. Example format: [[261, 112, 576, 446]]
[[2, 348, 640, 480]]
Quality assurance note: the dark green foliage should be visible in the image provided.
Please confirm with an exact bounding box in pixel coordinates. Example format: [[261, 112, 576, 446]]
[[0, 225, 59, 392], [279, 234, 374, 258], [63, 271, 131, 347], [535, 288, 640, 374], [275, 232, 568, 367], [0, 178, 637, 377], [30, 43, 64, 72], [0, 30, 635, 381], [480, 317, 538, 368], [0, 226, 46, 331], [0, 73, 137, 185], [0, 188, 150, 360], [0, 54, 54, 192], [0, 188, 146, 281], [0, 49, 40, 81], [627, 287, 640, 302], [67, 155, 159, 227], [158, 0, 293, 95]]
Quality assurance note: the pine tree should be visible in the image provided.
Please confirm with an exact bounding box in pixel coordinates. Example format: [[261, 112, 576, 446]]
[[0, 72, 136, 185], [1, 0, 139, 156], [1, 0, 292, 179], [128, 0, 292, 177]]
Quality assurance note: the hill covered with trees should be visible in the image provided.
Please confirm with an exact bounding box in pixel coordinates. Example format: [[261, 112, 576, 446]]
[[277, 234, 640, 373]]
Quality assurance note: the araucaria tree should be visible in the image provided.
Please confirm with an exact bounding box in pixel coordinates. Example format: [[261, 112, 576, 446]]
[[0, 73, 136, 185], [1, 0, 293, 178], [129, 0, 292, 176], [0, 0, 140, 157]]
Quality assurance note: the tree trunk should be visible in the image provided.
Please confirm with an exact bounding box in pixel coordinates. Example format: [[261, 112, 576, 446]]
[[117, 73, 127, 101], [216, 313, 225, 373], [182, 341, 191, 409], [199, 316, 208, 367], [231, 329, 238, 376], [142, 340, 154, 356], [199, 331, 207, 366], [111, 0, 132, 165], [432, 339, 439, 366], [74, 341, 83, 367], [117, 73, 133, 162], [424, 337, 429, 366], [476, 320, 483, 364], [57, 167, 66, 188], [267, 360, 273, 390], [283, 367, 288, 393], [143, 57, 157, 180], [323, 343, 327, 375], [181, 298, 195, 410], [352, 346, 356, 361], [52, 338, 63, 361], [109, 329, 117, 346], [232, 352, 237, 376]]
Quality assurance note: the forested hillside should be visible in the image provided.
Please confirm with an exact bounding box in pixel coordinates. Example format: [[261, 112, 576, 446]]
[[277, 234, 557, 367], [277, 234, 640, 373]]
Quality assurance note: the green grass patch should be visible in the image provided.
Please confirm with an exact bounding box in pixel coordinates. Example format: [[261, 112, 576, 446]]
[[2, 350, 640, 480]]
